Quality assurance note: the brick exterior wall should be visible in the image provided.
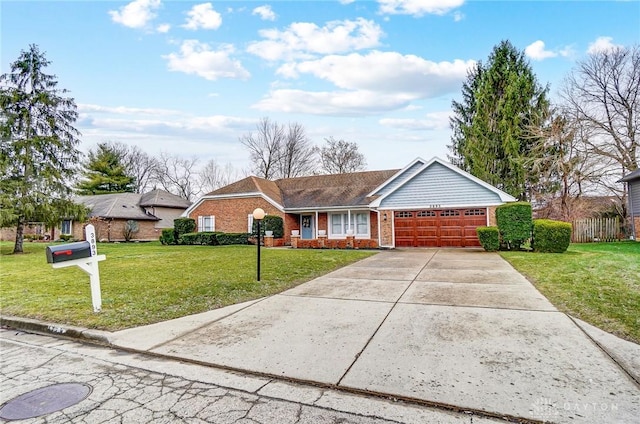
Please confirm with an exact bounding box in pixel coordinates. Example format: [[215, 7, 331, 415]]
[[488, 206, 498, 226], [379, 211, 394, 247], [634, 216, 640, 241], [71, 219, 160, 242], [190, 197, 283, 234]]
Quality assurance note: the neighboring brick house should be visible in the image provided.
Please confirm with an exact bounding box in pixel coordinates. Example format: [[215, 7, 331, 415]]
[[185, 157, 515, 248], [620, 169, 640, 241], [63, 189, 190, 242]]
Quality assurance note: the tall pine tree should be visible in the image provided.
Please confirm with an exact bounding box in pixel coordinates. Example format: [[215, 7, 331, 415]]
[[448, 40, 549, 200], [0, 44, 87, 253], [76, 143, 136, 194]]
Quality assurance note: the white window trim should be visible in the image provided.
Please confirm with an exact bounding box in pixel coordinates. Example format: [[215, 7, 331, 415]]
[[60, 219, 72, 235], [328, 211, 370, 239], [198, 215, 215, 232]]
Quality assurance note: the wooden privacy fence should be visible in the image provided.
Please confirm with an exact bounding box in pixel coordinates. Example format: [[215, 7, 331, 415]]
[[571, 217, 620, 243]]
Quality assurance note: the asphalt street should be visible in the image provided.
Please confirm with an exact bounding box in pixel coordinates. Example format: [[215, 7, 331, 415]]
[[0, 329, 487, 424]]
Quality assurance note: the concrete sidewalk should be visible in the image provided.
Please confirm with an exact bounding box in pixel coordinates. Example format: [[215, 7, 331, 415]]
[[104, 249, 640, 423]]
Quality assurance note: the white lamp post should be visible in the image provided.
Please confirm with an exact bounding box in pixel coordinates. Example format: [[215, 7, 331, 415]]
[[252, 208, 266, 281]]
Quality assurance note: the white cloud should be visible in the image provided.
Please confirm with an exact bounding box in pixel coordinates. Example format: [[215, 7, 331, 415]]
[[156, 23, 171, 33], [278, 51, 473, 97], [252, 5, 276, 21], [247, 18, 383, 61], [587, 36, 622, 55], [253, 89, 416, 116], [379, 111, 451, 130], [109, 0, 161, 29], [78, 104, 183, 116], [453, 11, 464, 22], [183, 3, 222, 30], [257, 52, 473, 116], [163, 40, 250, 80], [378, 0, 465, 16], [525, 40, 557, 61], [525, 40, 573, 61]]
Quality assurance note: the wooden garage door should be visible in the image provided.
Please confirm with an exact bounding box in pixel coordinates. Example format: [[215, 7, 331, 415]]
[[394, 209, 486, 247]]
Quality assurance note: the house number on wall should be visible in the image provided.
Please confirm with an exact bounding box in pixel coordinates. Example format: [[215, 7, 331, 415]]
[[429, 204, 441, 209]]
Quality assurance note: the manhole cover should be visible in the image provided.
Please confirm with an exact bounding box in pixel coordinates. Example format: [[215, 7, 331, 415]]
[[0, 383, 92, 420]]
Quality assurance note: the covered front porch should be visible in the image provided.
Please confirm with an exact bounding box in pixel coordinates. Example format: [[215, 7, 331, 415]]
[[282, 209, 380, 249]]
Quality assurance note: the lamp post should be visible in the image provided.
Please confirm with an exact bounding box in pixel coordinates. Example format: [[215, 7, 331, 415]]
[[252, 208, 266, 281]]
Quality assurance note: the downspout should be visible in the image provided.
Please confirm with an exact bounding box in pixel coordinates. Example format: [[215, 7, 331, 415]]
[[374, 210, 381, 247], [628, 182, 636, 240]]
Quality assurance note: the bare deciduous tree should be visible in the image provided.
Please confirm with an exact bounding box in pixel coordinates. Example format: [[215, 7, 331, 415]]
[[101, 142, 159, 193], [319, 137, 367, 174], [240, 117, 317, 179], [240, 117, 284, 179], [278, 122, 317, 178], [198, 159, 244, 194], [154, 152, 199, 200], [561, 44, 639, 176]]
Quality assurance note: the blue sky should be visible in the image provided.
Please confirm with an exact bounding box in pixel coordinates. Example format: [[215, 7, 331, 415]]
[[2, 0, 639, 174]]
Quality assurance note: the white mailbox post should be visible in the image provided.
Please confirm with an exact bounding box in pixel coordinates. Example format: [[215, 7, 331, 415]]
[[49, 224, 106, 312]]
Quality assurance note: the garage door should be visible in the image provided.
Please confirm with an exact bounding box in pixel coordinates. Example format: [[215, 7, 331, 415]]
[[394, 209, 486, 247]]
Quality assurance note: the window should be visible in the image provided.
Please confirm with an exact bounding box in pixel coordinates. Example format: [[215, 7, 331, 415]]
[[464, 209, 485, 216], [441, 210, 460, 217], [417, 211, 436, 217], [198, 215, 215, 232], [395, 211, 413, 218], [329, 212, 369, 237], [60, 220, 72, 235]]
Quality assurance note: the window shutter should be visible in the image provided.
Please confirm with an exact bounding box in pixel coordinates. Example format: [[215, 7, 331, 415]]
[[198, 216, 203, 232], [247, 214, 253, 233], [211, 215, 215, 232]]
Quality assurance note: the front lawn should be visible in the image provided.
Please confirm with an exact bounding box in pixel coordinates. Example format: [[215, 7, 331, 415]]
[[0, 242, 375, 331], [500, 242, 640, 344]]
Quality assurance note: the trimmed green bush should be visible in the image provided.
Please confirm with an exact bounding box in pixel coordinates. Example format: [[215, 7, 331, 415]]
[[160, 228, 177, 245], [532, 219, 572, 253], [174, 218, 196, 238], [177, 232, 250, 246], [216, 232, 250, 245], [252, 215, 284, 238], [179, 232, 218, 246], [496, 202, 532, 250], [476, 226, 500, 251], [263, 215, 284, 238]]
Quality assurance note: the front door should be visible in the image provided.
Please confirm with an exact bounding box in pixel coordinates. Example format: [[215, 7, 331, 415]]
[[301, 215, 314, 239]]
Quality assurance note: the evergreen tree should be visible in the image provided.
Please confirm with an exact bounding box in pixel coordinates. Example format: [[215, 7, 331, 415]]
[[0, 44, 87, 253], [76, 143, 136, 194], [448, 40, 549, 200]]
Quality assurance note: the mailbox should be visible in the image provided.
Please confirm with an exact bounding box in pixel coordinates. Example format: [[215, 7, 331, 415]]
[[46, 241, 92, 264]]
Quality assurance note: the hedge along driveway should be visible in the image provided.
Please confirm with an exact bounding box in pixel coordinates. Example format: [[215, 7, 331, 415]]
[[0, 242, 375, 331]]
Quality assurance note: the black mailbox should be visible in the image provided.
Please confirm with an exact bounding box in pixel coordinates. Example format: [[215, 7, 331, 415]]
[[46, 241, 92, 264]]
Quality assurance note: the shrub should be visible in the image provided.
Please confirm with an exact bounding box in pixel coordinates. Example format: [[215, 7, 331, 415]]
[[174, 218, 196, 238], [496, 202, 532, 250], [532, 219, 572, 253], [476, 226, 500, 251], [217, 232, 250, 245], [252, 215, 284, 238], [179, 232, 218, 246], [160, 228, 177, 245], [123, 220, 139, 242], [59, 234, 73, 242]]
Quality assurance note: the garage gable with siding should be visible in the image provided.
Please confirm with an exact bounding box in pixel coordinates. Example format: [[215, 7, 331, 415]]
[[370, 157, 516, 248]]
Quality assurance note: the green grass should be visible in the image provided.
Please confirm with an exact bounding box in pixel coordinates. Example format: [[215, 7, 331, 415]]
[[0, 242, 375, 331], [500, 242, 640, 343]]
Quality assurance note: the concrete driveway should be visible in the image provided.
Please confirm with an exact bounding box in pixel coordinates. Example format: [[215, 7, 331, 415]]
[[110, 249, 640, 423]]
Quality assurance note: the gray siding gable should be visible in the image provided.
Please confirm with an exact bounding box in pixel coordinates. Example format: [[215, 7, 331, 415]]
[[380, 162, 503, 208], [372, 160, 425, 197]]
